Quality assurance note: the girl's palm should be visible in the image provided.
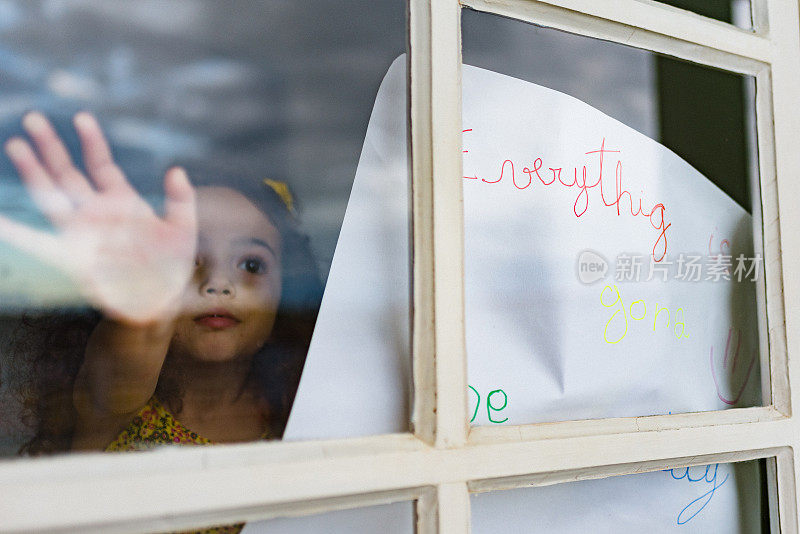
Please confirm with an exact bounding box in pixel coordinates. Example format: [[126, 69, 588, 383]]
[[1, 112, 197, 324]]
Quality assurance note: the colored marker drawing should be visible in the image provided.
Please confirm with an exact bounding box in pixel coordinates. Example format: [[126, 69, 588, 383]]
[[710, 327, 757, 406], [667, 464, 729, 525]]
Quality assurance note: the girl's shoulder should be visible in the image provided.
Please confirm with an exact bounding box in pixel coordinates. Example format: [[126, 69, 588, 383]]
[[105, 397, 278, 451], [105, 397, 212, 451]]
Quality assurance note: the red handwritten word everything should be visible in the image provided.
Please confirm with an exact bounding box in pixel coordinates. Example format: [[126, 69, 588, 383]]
[[463, 132, 672, 262]]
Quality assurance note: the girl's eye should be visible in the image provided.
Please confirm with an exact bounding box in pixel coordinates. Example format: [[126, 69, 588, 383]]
[[238, 257, 267, 275]]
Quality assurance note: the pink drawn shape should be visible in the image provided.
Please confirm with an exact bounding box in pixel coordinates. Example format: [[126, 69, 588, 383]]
[[710, 340, 756, 406]]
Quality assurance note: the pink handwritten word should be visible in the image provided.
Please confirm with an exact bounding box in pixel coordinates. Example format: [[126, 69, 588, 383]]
[[708, 227, 731, 257], [708, 227, 732, 275], [710, 327, 757, 405], [462, 133, 672, 262]]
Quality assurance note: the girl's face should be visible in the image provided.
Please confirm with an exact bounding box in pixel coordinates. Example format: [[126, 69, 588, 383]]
[[170, 186, 283, 363]]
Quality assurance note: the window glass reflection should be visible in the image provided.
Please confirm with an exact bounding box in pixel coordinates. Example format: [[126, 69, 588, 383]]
[[0, 0, 407, 456], [657, 0, 753, 30], [471, 459, 769, 533], [177, 500, 414, 534]]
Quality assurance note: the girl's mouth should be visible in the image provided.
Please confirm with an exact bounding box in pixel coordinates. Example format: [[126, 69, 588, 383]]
[[194, 309, 241, 329]]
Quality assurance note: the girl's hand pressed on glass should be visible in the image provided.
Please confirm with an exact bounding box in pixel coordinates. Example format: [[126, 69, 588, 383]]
[[1, 112, 197, 325]]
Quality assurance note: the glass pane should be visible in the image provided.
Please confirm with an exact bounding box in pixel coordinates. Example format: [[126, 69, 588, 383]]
[[462, 10, 764, 427], [0, 0, 408, 457], [471, 459, 770, 533], [169, 500, 414, 534], [657, 0, 754, 30]]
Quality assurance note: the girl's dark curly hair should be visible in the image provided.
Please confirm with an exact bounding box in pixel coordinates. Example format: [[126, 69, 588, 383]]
[[16, 170, 323, 455]]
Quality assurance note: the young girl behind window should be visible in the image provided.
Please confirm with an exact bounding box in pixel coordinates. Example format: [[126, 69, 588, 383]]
[[2, 112, 322, 453]]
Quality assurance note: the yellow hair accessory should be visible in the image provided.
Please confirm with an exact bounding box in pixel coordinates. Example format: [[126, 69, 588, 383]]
[[263, 178, 295, 214]]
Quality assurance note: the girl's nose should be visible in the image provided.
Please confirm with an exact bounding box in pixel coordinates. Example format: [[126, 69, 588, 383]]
[[200, 274, 236, 297]]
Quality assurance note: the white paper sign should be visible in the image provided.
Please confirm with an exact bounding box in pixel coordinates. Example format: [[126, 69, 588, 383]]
[[283, 56, 411, 440], [284, 56, 763, 531], [461, 61, 761, 426]]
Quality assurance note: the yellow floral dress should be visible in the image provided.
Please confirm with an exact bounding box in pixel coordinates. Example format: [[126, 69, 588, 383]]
[[107, 397, 273, 534]]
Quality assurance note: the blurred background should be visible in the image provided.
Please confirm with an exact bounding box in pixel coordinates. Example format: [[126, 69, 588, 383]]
[[0, 0, 407, 281]]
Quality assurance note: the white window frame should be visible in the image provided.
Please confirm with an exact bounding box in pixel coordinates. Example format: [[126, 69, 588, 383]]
[[0, 0, 798, 532]]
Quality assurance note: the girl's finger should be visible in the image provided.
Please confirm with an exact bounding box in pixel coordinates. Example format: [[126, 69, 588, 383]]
[[22, 112, 94, 203], [73, 112, 133, 194], [0, 212, 65, 268], [163, 167, 197, 233], [4, 138, 73, 224]]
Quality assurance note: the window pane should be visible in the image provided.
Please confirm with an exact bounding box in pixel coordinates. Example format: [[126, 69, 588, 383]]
[[168, 500, 414, 534], [0, 0, 408, 457], [462, 10, 764, 427], [471, 459, 770, 532], [657, 0, 754, 30]]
